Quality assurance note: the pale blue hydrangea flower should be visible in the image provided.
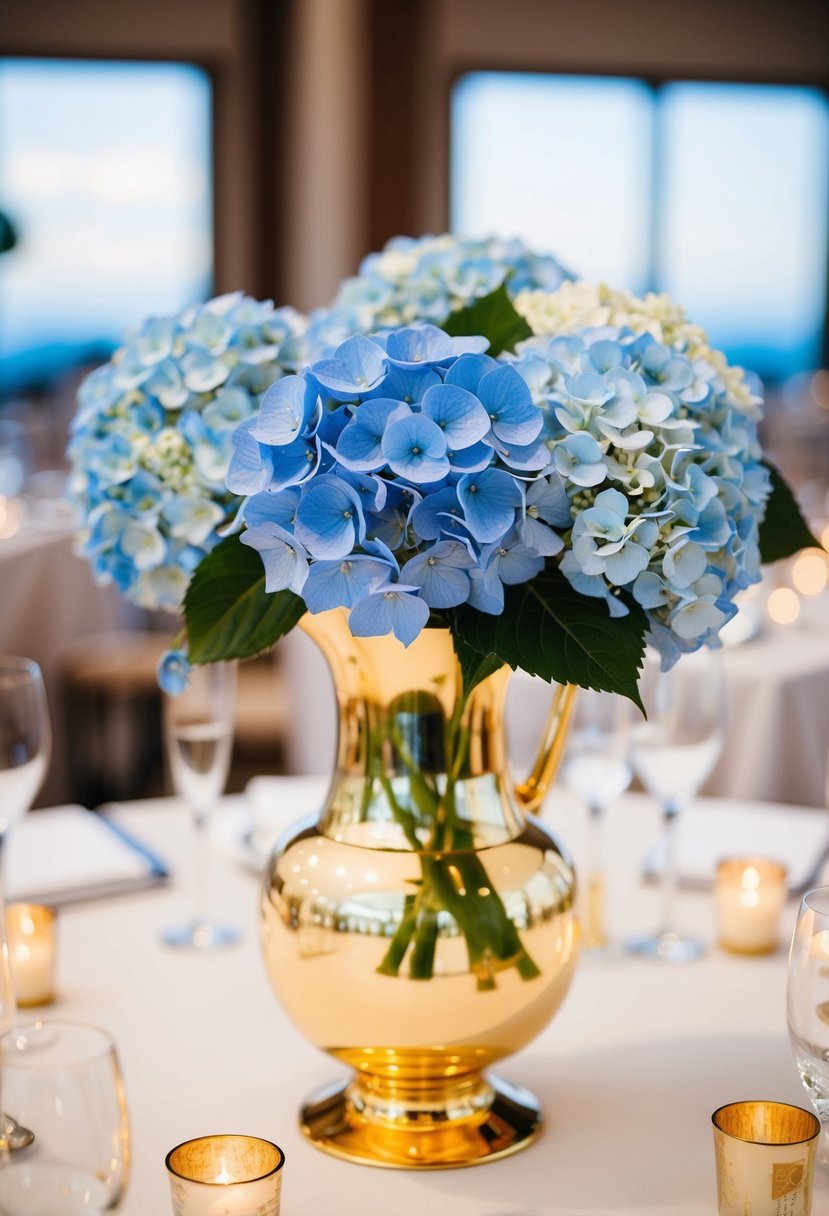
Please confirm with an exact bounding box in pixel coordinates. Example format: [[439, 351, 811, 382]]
[[69, 292, 309, 610], [508, 316, 771, 664], [293, 235, 572, 362]]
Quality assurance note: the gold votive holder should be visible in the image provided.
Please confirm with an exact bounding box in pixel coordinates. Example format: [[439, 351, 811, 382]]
[[6, 903, 57, 1007], [714, 858, 787, 955], [166, 1135, 285, 1215], [712, 1100, 820, 1216]]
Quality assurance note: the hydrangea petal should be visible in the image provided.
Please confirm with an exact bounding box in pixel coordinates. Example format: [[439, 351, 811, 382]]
[[381, 413, 450, 483], [302, 555, 392, 612], [253, 376, 318, 445], [242, 523, 309, 594], [478, 364, 543, 445], [457, 468, 522, 543], [294, 475, 366, 559], [421, 384, 491, 449], [349, 584, 430, 646]]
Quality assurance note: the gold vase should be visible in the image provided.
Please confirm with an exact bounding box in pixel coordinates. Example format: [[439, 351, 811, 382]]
[[261, 609, 580, 1169]]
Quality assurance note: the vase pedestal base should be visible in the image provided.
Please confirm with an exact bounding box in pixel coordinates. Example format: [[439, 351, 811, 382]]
[[300, 1071, 542, 1169]]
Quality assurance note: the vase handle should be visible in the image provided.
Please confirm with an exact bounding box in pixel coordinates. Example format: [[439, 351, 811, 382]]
[[514, 682, 578, 815]]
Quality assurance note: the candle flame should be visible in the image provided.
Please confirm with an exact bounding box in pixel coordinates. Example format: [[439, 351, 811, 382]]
[[740, 867, 761, 891]]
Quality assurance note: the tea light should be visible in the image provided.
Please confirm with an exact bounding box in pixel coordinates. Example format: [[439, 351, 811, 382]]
[[715, 858, 787, 954], [166, 1135, 284, 1215], [6, 903, 56, 1006]]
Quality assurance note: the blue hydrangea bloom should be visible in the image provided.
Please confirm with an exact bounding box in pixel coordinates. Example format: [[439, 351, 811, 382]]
[[69, 292, 309, 611], [157, 649, 192, 696], [508, 302, 772, 664], [235, 324, 569, 646], [324, 235, 572, 345]]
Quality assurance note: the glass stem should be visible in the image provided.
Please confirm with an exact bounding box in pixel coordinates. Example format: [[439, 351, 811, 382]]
[[659, 799, 682, 939], [191, 809, 211, 930]]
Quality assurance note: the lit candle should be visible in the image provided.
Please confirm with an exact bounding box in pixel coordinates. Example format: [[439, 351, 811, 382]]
[[6, 903, 56, 1006], [166, 1135, 284, 1215], [715, 859, 787, 955]]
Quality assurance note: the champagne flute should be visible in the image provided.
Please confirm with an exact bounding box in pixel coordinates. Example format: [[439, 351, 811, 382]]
[[559, 689, 631, 951], [626, 646, 725, 963], [0, 658, 50, 1032], [787, 886, 829, 1160], [161, 661, 238, 949]]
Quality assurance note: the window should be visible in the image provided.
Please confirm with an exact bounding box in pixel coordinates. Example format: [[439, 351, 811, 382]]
[[452, 73, 829, 382], [0, 58, 212, 398]]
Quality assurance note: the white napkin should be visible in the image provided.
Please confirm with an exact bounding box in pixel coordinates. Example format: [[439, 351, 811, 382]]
[[642, 797, 829, 892], [5, 806, 167, 905]]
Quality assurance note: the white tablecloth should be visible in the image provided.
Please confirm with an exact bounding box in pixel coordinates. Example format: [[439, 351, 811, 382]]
[[17, 785, 828, 1215]]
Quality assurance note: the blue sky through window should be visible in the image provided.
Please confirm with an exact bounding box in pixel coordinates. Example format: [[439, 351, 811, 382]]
[[451, 72, 829, 382], [0, 59, 212, 396]]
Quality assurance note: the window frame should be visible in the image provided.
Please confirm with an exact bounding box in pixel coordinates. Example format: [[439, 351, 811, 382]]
[[447, 66, 829, 377]]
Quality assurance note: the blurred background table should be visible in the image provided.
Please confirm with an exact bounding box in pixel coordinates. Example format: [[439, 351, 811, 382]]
[[19, 783, 827, 1215]]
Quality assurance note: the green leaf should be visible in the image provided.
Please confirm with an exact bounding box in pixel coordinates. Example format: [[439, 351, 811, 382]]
[[442, 283, 532, 356], [759, 460, 820, 564], [451, 567, 647, 711], [184, 535, 305, 663], [450, 629, 503, 698]]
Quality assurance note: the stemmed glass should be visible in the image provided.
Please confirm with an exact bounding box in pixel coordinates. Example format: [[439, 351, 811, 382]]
[[0, 1020, 130, 1209], [787, 886, 829, 1162], [161, 661, 238, 949], [559, 689, 631, 951], [627, 646, 725, 963], [0, 658, 51, 1031]]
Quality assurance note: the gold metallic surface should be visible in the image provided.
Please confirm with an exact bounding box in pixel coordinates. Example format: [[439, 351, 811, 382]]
[[261, 611, 579, 1168], [712, 1101, 820, 1216]]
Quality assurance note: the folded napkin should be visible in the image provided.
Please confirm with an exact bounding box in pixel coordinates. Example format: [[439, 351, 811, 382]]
[[5, 806, 168, 906], [642, 797, 829, 893]]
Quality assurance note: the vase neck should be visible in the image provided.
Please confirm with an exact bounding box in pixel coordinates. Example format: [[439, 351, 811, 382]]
[[299, 611, 524, 850]]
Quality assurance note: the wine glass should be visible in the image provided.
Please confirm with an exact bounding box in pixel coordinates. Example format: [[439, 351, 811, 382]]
[[0, 658, 50, 1032], [559, 689, 631, 951], [626, 646, 725, 963], [161, 661, 238, 949], [0, 1020, 130, 1210], [787, 886, 829, 1160]]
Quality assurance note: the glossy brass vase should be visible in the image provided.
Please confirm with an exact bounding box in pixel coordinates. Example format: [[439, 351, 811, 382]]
[[261, 610, 580, 1169]]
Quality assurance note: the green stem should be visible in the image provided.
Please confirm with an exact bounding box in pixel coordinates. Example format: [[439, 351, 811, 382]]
[[377, 893, 418, 976], [409, 906, 438, 980], [377, 771, 422, 853], [370, 684, 541, 988]]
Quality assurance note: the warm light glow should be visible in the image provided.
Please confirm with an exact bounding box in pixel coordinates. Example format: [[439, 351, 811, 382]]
[[215, 1165, 236, 1184], [739, 889, 761, 908], [810, 369, 829, 410], [741, 866, 761, 890], [0, 496, 24, 539], [792, 551, 829, 596], [767, 586, 800, 625]]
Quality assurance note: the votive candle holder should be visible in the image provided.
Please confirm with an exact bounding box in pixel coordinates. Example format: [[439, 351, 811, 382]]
[[715, 858, 787, 955], [166, 1134, 284, 1215], [6, 902, 57, 1006]]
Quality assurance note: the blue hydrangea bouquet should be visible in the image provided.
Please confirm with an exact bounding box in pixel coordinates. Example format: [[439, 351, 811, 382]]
[[70, 235, 815, 705]]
